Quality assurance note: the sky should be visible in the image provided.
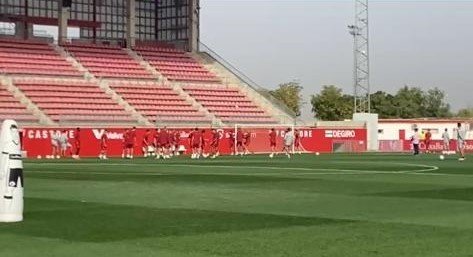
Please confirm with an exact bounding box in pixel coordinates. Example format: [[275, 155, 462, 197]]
[[200, 0, 473, 120]]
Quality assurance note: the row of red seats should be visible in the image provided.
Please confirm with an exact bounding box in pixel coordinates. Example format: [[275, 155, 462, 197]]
[[13, 78, 94, 85], [206, 106, 263, 112], [110, 81, 209, 123], [114, 88, 177, 95], [126, 99, 190, 106], [182, 85, 276, 123], [186, 90, 245, 97], [73, 52, 133, 60], [151, 116, 211, 123], [29, 97, 116, 104], [192, 95, 251, 102], [0, 39, 80, 77], [200, 101, 257, 107], [165, 75, 221, 83], [18, 85, 103, 93], [154, 65, 215, 73], [135, 46, 220, 83], [220, 117, 277, 123], [62, 42, 122, 49], [76, 56, 139, 64], [65, 44, 153, 79], [0, 47, 57, 56], [50, 115, 134, 122], [0, 68, 80, 77], [0, 87, 38, 123], [15, 79, 134, 124], [0, 52, 63, 61], [134, 45, 184, 53], [121, 94, 184, 101], [0, 58, 74, 66], [150, 60, 203, 68], [0, 114, 38, 122]]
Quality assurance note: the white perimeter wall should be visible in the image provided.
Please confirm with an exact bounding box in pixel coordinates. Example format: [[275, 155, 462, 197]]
[[379, 121, 472, 140]]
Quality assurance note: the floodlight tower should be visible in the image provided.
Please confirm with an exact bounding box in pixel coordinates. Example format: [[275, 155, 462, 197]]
[[348, 0, 370, 113]]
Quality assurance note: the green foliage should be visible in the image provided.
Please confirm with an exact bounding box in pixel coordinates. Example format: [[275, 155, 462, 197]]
[[457, 108, 473, 118], [310, 85, 452, 120], [270, 81, 304, 115], [392, 86, 426, 118], [310, 85, 353, 121], [422, 88, 451, 118], [370, 91, 397, 118]]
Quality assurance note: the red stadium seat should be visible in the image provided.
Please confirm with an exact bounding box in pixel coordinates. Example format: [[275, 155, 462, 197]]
[[0, 85, 38, 123], [63, 43, 154, 79], [133, 45, 221, 83], [182, 85, 277, 124], [13, 78, 135, 124], [109, 81, 211, 123], [0, 38, 81, 77]]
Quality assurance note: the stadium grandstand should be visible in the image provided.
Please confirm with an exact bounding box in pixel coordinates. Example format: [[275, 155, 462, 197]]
[[0, 0, 296, 127]]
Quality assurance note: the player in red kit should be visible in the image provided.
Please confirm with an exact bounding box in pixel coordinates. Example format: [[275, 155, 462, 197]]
[[156, 127, 170, 159], [122, 129, 130, 158], [127, 127, 136, 159], [236, 128, 244, 156], [269, 128, 277, 158], [126, 126, 137, 159], [191, 128, 202, 159], [228, 131, 235, 155], [425, 129, 432, 153], [99, 129, 108, 160], [154, 128, 161, 157], [210, 128, 220, 159], [73, 127, 81, 159], [200, 129, 210, 158], [173, 130, 181, 156], [243, 131, 251, 155], [142, 129, 152, 157], [294, 129, 302, 154]]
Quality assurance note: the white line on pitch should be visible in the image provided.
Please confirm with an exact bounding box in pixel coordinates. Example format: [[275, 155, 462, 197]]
[[24, 162, 439, 176]]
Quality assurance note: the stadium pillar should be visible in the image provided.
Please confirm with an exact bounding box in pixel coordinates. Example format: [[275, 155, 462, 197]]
[[126, 0, 136, 48], [353, 113, 379, 151], [58, 0, 70, 45], [188, 0, 200, 52], [14, 23, 33, 40]]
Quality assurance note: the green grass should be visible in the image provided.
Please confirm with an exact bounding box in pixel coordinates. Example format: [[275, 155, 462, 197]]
[[1, 153, 473, 257]]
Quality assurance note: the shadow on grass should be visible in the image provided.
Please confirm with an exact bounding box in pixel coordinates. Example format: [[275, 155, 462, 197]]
[[372, 187, 473, 202], [0, 197, 354, 243]]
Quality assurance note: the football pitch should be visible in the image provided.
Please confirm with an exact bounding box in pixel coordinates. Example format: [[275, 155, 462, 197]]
[[1, 153, 473, 257]]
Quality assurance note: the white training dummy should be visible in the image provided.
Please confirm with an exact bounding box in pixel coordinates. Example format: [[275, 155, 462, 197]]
[[0, 120, 24, 222]]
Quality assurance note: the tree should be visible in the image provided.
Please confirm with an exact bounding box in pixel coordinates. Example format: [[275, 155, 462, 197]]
[[311, 85, 353, 121], [422, 88, 451, 118], [370, 91, 397, 118], [457, 108, 473, 118], [392, 86, 425, 118], [270, 81, 304, 115]]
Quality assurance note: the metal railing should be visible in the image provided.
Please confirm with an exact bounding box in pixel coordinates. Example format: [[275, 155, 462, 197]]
[[198, 42, 297, 122]]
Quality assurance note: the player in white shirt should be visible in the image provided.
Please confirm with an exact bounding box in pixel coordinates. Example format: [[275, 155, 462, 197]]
[[410, 128, 420, 155], [442, 128, 450, 151], [59, 130, 69, 158], [456, 123, 466, 161], [50, 131, 61, 159], [282, 128, 294, 159]]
